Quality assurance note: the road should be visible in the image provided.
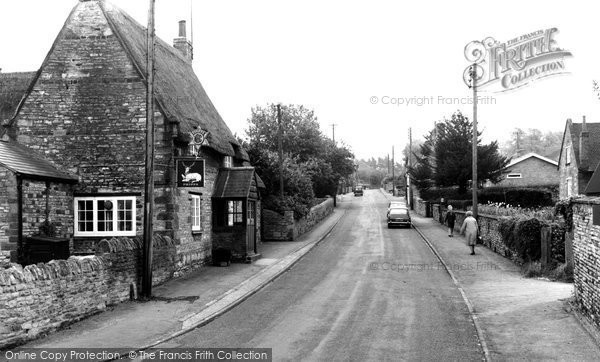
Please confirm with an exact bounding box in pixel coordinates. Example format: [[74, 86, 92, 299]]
[[157, 190, 483, 361]]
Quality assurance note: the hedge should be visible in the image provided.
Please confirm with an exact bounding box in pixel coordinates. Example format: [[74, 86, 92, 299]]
[[420, 187, 554, 208], [497, 216, 566, 262]]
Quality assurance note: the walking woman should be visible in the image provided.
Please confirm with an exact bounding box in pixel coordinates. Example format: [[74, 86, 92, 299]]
[[460, 211, 478, 255], [444, 205, 456, 237]]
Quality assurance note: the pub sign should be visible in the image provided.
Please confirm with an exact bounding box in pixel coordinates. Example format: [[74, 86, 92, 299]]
[[177, 158, 205, 187]]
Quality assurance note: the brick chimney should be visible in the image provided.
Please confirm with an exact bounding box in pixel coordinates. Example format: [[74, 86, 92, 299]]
[[580, 115, 590, 170], [173, 20, 193, 61]]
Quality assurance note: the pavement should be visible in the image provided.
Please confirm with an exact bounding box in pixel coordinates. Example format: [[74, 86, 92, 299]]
[[9, 195, 349, 352], [382, 190, 600, 360]]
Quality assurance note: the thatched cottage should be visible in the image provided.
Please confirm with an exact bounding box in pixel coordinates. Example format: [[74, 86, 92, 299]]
[[0, 0, 263, 269]]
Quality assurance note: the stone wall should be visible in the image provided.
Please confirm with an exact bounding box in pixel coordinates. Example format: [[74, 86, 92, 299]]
[[0, 251, 10, 268], [415, 199, 427, 217], [262, 209, 294, 241], [0, 235, 176, 349], [263, 198, 334, 241], [571, 197, 600, 331]]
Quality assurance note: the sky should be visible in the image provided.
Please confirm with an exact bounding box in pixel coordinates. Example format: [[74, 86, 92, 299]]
[[1, 0, 599, 160]]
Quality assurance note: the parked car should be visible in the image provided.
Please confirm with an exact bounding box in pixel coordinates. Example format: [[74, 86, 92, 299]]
[[387, 207, 411, 228], [354, 186, 364, 196], [387, 201, 406, 216]]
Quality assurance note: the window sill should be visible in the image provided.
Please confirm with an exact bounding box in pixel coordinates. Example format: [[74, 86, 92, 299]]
[[192, 230, 203, 235]]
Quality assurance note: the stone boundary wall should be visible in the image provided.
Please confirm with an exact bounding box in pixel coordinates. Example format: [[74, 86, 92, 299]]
[[570, 198, 600, 332], [0, 235, 176, 349], [415, 199, 427, 217], [263, 198, 334, 241]]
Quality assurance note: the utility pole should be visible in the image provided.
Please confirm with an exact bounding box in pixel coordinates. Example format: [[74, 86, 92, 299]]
[[387, 154, 390, 175], [330, 123, 337, 144], [277, 104, 284, 199], [408, 127, 412, 209], [142, 0, 156, 299], [392, 146, 395, 196], [471, 64, 478, 218]]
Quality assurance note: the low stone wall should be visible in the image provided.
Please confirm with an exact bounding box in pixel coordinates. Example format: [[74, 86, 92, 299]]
[[0, 235, 177, 349], [415, 199, 427, 217], [571, 198, 600, 332], [263, 198, 334, 241], [0, 251, 10, 268], [437, 206, 517, 261]]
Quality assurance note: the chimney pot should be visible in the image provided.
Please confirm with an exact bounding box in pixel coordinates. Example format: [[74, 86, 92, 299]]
[[178, 20, 186, 38]]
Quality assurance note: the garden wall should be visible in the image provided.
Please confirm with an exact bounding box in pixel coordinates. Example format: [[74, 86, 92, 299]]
[[571, 197, 600, 332], [263, 198, 334, 241], [0, 235, 177, 349]]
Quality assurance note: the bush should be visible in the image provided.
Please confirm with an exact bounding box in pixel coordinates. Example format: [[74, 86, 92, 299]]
[[479, 187, 553, 208], [420, 187, 469, 203], [550, 222, 566, 263], [515, 218, 543, 261], [497, 216, 543, 261], [446, 199, 472, 210]]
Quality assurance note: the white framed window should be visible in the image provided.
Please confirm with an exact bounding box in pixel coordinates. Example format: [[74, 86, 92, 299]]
[[223, 156, 233, 168], [566, 177, 573, 197], [565, 145, 571, 165], [506, 173, 522, 179], [74, 196, 136, 237], [191, 194, 202, 232]]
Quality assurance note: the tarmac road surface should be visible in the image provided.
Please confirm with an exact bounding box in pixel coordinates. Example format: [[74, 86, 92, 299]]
[[157, 189, 483, 361]]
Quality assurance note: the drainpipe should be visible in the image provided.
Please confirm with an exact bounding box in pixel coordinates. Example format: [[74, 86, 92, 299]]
[[17, 175, 23, 264]]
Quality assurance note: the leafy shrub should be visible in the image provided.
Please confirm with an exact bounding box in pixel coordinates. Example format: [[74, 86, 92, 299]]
[[446, 199, 472, 210], [516, 218, 543, 261], [479, 202, 555, 220], [550, 222, 566, 263], [554, 198, 573, 232], [479, 187, 553, 208], [420, 187, 470, 203]]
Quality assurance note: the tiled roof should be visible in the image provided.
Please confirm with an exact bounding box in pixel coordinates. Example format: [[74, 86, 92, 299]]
[[213, 167, 264, 199], [505, 152, 558, 168], [0, 141, 78, 182]]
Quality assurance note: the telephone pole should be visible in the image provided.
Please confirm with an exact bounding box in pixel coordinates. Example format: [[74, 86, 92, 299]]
[[408, 127, 412, 209], [142, 0, 156, 299], [330, 123, 337, 144], [471, 64, 478, 218], [392, 146, 395, 196], [277, 104, 284, 199]]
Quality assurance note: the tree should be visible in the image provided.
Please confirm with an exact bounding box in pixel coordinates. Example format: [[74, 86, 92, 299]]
[[244, 104, 356, 213], [501, 128, 562, 158], [407, 135, 434, 191], [410, 111, 510, 194]]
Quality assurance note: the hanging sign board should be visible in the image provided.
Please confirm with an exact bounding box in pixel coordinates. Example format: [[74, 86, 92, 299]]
[[177, 158, 205, 187]]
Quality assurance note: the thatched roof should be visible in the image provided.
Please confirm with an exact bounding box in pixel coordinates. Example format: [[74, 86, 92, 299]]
[[0, 71, 36, 126], [98, 1, 247, 159]]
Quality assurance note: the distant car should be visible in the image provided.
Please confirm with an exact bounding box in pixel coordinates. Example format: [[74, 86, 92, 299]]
[[387, 207, 411, 228], [354, 186, 364, 196]]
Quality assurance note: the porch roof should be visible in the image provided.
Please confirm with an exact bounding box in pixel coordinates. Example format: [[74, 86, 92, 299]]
[[213, 167, 265, 199], [0, 141, 78, 183]]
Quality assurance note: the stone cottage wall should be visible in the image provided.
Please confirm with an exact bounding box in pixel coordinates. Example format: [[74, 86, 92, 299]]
[[5, 1, 214, 275], [0, 235, 177, 349], [263, 198, 334, 241], [571, 198, 600, 331]]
